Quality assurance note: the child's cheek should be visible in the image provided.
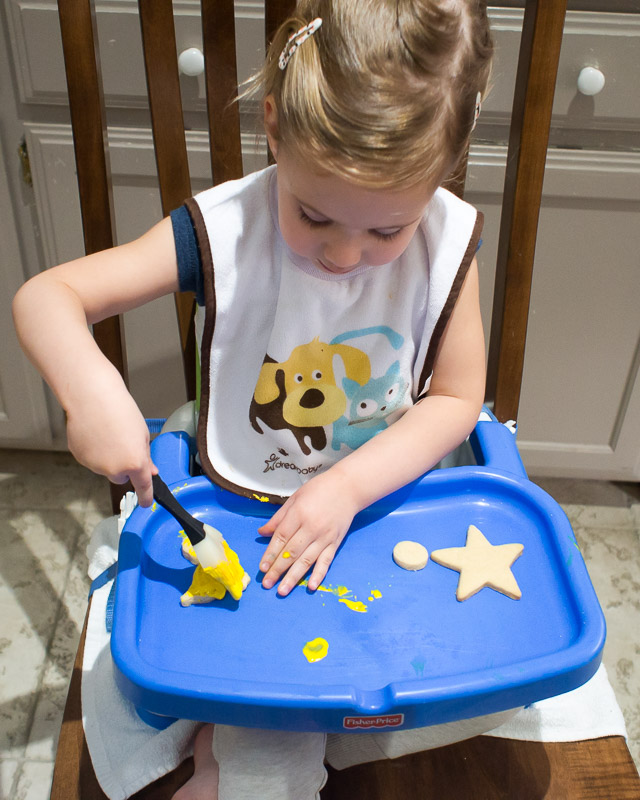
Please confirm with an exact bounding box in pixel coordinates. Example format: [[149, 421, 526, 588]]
[[280, 218, 316, 261]]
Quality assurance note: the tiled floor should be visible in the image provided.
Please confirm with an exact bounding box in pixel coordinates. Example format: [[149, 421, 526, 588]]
[[0, 450, 639, 799]]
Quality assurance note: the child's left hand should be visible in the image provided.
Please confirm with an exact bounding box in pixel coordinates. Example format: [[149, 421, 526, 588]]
[[258, 469, 359, 596]]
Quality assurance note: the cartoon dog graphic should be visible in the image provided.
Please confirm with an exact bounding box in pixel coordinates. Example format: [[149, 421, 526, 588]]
[[249, 337, 371, 455], [331, 361, 408, 451]]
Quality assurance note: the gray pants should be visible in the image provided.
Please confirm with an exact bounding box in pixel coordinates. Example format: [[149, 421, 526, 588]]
[[214, 708, 519, 800]]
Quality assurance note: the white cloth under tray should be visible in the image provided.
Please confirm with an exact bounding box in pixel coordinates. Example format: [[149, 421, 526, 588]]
[[82, 513, 627, 799]]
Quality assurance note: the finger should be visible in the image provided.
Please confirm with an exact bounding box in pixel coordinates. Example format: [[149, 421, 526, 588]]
[[258, 504, 288, 536], [129, 461, 155, 507], [259, 519, 298, 576], [261, 542, 300, 589], [306, 547, 337, 592], [275, 543, 326, 597]]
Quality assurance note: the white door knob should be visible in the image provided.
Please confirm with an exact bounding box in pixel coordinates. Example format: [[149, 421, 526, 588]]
[[178, 47, 205, 77], [577, 66, 605, 96]]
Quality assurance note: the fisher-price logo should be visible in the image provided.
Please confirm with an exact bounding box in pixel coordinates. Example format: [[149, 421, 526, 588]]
[[343, 714, 404, 730]]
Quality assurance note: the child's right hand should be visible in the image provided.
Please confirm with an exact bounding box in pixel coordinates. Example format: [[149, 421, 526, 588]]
[[65, 383, 157, 506]]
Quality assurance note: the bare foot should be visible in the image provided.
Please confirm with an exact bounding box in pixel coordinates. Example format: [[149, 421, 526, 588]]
[[172, 724, 219, 800]]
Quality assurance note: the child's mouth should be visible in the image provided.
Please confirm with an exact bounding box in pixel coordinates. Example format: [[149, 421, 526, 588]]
[[317, 259, 358, 275]]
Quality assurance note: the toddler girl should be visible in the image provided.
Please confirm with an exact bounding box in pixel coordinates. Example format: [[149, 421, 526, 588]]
[[13, 1, 507, 798]]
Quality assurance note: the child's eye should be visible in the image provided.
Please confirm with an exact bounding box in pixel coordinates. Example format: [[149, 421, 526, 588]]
[[299, 208, 329, 228], [370, 228, 402, 242]]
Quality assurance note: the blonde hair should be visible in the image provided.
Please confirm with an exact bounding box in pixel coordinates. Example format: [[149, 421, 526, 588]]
[[247, 0, 493, 189]]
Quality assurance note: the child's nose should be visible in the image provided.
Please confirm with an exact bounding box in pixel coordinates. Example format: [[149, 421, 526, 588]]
[[323, 234, 362, 269]]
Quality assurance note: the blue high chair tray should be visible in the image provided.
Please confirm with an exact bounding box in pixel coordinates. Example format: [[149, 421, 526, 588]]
[[111, 418, 605, 732]]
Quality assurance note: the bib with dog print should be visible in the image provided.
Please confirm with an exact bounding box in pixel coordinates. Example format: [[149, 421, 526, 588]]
[[185, 166, 482, 502]]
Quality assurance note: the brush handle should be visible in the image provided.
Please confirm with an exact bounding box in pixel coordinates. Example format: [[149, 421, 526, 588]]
[[151, 474, 205, 545]]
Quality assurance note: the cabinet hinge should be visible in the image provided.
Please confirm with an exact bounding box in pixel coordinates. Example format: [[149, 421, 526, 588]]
[[18, 137, 33, 188]]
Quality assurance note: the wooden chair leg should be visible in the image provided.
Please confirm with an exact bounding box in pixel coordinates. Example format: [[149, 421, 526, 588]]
[[51, 602, 194, 800], [51, 604, 109, 800]]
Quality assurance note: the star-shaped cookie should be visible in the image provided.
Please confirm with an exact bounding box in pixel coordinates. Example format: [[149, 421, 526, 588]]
[[431, 525, 524, 601]]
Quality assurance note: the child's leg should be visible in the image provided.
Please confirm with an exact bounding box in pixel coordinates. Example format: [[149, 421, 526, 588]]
[[214, 724, 327, 800], [173, 724, 219, 800]]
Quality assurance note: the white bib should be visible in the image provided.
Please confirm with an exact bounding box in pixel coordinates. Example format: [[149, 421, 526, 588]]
[[187, 166, 481, 502]]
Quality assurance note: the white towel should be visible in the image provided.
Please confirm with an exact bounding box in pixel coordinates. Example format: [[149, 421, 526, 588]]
[[81, 511, 627, 799], [83, 507, 200, 800], [483, 662, 627, 743]]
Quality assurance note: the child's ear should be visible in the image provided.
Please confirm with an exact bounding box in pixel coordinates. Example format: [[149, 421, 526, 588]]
[[263, 94, 279, 160]]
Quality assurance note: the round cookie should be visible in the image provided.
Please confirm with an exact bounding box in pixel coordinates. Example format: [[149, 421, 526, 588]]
[[393, 540, 429, 571]]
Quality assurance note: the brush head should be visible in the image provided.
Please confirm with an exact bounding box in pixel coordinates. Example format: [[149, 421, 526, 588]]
[[194, 525, 246, 601], [192, 524, 226, 568]]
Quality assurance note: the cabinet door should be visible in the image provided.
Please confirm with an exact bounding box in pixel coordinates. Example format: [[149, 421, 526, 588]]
[[467, 145, 640, 480], [0, 142, 52, 447]]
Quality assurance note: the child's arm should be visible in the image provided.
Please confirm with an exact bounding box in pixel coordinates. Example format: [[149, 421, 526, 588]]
[[259, 258, 486, 595], [12, 218, 180, 506]]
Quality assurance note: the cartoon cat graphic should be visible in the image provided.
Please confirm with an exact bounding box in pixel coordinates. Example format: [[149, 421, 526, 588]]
[[331, 361, 407, 451]]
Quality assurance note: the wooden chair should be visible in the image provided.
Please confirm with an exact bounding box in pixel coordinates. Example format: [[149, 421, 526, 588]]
[[51, 0, 640, 797]]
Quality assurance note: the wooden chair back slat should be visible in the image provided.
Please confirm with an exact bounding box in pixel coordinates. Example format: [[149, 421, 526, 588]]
[[57, 0, 127, 383], [201, 0, 244, 185], [138, 0, 197, 399], [266, 0, 296, 42], [486, 0, 567, 422], [138, 0, 192, 213]]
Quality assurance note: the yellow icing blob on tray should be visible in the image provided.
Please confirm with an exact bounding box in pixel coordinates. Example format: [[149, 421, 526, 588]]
[[303, 637, 329, 663]]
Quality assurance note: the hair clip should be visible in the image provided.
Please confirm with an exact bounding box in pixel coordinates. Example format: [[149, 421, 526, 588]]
[[278, 18, 323, 70], [471, 91, 482, 131]]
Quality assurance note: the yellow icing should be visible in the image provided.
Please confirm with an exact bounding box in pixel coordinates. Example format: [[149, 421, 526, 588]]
[[303, 637, 329, 663], [252, 494, 270, 503], [282, 551, 291, 559], [202, 540, 245, 600], [182, 566, 226, 604], [180, 531, 246, 602], [339, 598, 368, 613], [297, 578, 381, 613]]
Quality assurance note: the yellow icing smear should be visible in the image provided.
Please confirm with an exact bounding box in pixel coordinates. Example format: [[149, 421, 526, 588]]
[[338, 598, 368, 613], [303, 637, 329, 663], [298, 579, 382, 613]]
